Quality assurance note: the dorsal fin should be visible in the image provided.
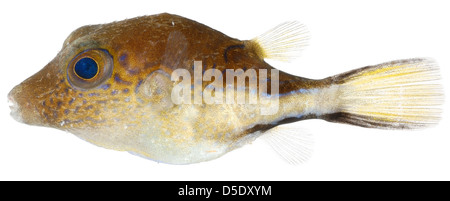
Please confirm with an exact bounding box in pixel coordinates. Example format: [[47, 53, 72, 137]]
[[249, 21, 310, 62]]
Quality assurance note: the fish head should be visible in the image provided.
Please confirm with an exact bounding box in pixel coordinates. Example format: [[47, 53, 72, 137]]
[[10, 24, 110, 126]]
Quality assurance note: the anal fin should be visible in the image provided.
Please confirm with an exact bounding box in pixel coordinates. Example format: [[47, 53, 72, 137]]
[[260, 125, 313, 165]]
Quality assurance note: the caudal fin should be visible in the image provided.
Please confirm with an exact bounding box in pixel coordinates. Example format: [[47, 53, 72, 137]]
[[321, 58, 443, 129]]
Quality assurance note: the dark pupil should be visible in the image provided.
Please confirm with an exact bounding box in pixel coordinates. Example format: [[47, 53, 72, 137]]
[[74, 58, 98, 79]]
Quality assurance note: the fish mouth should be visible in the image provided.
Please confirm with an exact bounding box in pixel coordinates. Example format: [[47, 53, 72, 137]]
[[7, 84, 43, 126], [8, 81, 55, 127], [8, 85, 25, 124]]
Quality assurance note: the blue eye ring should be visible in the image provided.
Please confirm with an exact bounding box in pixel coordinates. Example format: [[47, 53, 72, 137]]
[[67, 49, 113, 90], [73, 57, 99, 80]]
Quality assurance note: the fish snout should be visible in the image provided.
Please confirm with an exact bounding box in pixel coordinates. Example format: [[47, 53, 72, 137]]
[[8, 83, 44, 126], [8, 85, 23, 123]]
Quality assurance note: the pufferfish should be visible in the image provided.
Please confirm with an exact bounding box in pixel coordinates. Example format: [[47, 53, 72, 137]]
[[8, 13, 442, 164]]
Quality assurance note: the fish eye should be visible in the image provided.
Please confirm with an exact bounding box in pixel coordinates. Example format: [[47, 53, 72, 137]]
[[67, 49, 113, 89], [74, 57, 98, 79]]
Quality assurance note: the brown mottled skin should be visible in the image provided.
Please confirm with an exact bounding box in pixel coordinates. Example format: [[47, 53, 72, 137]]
[[12, 13, 319, 126]]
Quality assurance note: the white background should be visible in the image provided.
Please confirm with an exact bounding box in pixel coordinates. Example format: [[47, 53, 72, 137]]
[[0, 0, 449, 181]]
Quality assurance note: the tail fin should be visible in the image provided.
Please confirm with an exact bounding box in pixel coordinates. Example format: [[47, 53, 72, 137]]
[[321, 58, 443, 129]]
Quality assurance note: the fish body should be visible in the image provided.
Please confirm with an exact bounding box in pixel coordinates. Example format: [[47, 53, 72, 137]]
[[8, 13, 442, 164]]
